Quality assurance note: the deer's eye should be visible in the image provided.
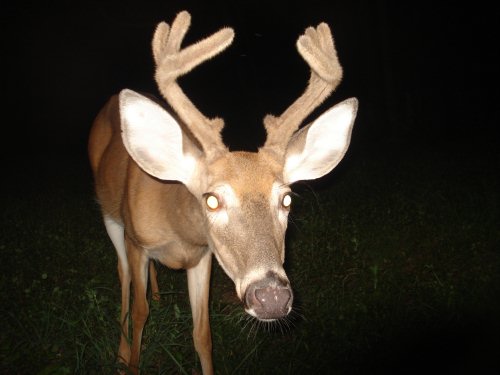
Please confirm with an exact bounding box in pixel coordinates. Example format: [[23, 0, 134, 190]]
[[204, 193, 220, 211], [282, 193, 292, 209]]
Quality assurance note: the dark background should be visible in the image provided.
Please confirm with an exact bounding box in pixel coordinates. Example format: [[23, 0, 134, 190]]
[[2, 0, 498, 161]]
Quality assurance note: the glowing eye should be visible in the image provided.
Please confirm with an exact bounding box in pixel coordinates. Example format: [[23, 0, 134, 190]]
[[282, 193, 292, 209], [205, 194, 220, 211]]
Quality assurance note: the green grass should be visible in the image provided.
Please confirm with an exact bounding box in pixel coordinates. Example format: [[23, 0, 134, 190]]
[[1, 141, 499, 374]]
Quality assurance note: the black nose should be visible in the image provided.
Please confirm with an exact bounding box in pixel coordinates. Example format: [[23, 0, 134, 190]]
[[244, 273, 293, 320]]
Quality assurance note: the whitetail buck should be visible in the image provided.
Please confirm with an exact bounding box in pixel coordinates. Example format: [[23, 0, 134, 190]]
[[88, 10, 357, 374]]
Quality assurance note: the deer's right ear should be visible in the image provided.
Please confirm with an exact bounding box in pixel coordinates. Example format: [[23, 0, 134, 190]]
[[119, 89, 199, 185]]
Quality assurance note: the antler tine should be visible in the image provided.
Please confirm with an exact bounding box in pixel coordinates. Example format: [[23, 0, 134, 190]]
[[263, 22, 343, 158], [153, 11, 235, 160]]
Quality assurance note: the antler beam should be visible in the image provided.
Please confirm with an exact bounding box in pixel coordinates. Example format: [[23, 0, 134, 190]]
[[152, 11, 235, 160], [263, 23, 343, 157]]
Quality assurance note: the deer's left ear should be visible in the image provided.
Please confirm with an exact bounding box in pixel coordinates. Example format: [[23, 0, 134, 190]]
[[283, 97, 358, 184]]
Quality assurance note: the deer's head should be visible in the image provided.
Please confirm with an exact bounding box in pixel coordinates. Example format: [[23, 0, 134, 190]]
[[119, 11, 357, 320]]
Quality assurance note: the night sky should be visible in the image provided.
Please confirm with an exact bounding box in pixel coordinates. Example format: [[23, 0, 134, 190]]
[[2, 0, 498, 162]]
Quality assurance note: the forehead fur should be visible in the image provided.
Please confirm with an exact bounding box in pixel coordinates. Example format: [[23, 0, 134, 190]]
[[207, 151, 283, 195]]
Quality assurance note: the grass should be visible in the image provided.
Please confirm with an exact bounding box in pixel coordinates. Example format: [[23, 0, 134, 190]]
[[1, 139, 499, 374]]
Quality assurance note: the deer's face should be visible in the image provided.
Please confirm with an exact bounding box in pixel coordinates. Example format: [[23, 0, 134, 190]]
[[119, 90, 357, 321], [202, 151, 293, 319]]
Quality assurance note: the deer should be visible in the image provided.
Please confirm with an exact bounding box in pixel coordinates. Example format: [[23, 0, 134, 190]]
[[88, 10, 357, 375]]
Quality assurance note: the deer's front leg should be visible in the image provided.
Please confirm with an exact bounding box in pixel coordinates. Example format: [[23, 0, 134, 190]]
[[126, 236, 150, 374], [103, 216, 132, 367], [187, 250, 213, 375]]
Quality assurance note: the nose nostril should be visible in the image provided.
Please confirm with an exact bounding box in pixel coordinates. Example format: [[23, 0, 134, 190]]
[[251, 286, 292, 319], [244, 273, 293, 320]]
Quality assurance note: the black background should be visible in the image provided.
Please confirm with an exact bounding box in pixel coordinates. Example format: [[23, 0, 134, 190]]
[[2, 0, 498, 160]]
